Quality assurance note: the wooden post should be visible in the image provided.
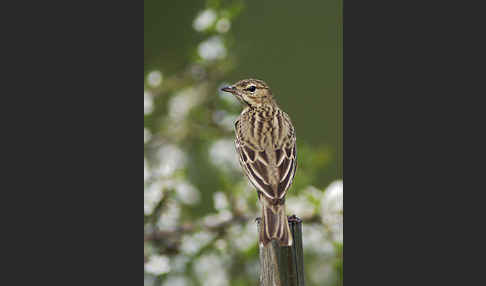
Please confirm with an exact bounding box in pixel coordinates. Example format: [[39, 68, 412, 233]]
[[257, 215, 305, 286]]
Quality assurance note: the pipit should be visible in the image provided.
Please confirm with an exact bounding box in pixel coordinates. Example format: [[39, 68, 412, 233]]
[[221, 79, 297, 246]]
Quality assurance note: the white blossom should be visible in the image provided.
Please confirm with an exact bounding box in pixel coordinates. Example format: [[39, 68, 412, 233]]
[[162, 276, 188, 286], [144, 181, 163, 215], [194, 254, 229, 286], [180, 231, 215, 255], [203, 210, 233, 228], [229, 221, 258, 251], [287, 196, 315, 218], [213, 192, 229, 210], [209, 139, 239, 171], [198, 36, 226, 60], [145, 255, 170, 275], [303, 224, 335, 255], [193, 9, 217, 31], [321, 180, 343, 243], [154, 144, 187, 177], [144, 158, 150, 182], [147, 70, 163, 87], [157, 199, 181, 231], [214, 239, 228, 252], [144, 90, 153, 115], [174, 181, 200, 205], [168, 87, 201, 121], [144, 128, 152, 144]]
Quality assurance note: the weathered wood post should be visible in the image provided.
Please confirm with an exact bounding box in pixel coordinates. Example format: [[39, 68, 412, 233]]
[[257, 215, 305, 286]]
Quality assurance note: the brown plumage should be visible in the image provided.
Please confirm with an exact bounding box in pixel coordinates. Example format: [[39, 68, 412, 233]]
[[221, 79, 297, 246]]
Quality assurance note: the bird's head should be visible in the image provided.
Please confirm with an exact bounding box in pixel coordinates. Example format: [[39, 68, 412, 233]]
[[221, 79, 275, 108]]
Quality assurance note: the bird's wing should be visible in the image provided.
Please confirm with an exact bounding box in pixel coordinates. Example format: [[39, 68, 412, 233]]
[[274, 138, 297, 199], [235, 114, 297, 200], [276, 111, 297, 199]]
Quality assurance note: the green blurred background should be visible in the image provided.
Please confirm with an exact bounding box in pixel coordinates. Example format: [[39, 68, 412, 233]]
[[144, 0, 342, 285]]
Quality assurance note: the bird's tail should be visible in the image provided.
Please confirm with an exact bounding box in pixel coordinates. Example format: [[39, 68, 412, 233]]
[[259, 197, 293, 246]]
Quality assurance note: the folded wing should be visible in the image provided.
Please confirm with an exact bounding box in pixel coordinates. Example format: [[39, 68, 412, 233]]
[[236, 139, 296, 200]]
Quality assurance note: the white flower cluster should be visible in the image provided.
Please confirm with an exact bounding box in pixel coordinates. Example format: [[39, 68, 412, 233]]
[[193, 8, 229, 60], [180, 231, 215, 255], [144, 90, 153, 115], [156, 199, 181, 231], [144, 128, 152, 144], [198, 36, 227, 61], [145, 254, 171, 275], [287, 185, 322, 219], [228, 221, 258, 251], [203, 210, 233, 228], [302, 224, 335, 255], [194, 253, 229, 286], [168, 88, 201, 121], [162, 275, 189, 286], [193, 9, 217, 31], [144, 181, 164, 215], [209, 139, 240, 171], [321, 180, 343, 243], [146, 70, 163, 88], [213, 191, 230, 210], [173, 180, 200, 205], [144, 158, 150, 182], [153, 144, 187, 177], [193, 9, 231, 34]]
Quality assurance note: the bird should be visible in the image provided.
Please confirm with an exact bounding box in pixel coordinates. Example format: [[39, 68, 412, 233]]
[[221, 79, 297, 246]]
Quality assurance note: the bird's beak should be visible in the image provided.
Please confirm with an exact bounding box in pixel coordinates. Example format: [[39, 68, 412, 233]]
[[221, 85, 236, 93]]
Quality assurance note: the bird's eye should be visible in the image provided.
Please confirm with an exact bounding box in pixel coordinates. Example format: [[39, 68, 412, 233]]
[[246, 86, 256, 92]]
